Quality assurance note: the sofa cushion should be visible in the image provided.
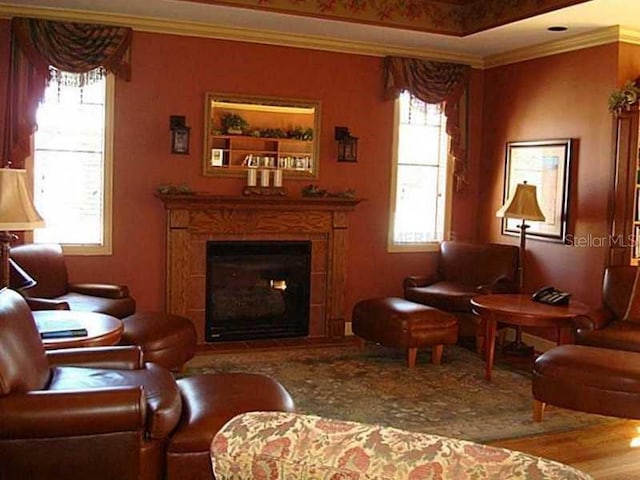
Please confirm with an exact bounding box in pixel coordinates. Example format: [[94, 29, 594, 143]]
[[48, 362, 182, 439], [211, 412, 591, 480], [405, 281, 479, 312]]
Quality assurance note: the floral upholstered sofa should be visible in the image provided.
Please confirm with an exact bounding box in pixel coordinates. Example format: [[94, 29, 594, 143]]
[[211, 412, 591, 479]]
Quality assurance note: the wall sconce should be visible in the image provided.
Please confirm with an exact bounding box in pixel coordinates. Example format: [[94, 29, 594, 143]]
[[170, 115, 190, 154], [335, 126, 358, 163]]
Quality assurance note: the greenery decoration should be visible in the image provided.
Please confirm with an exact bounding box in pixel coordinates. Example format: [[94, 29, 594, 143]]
[[609, 79, 640, 114], [221, 113, 249, 134], [157, 184, 193, 195]]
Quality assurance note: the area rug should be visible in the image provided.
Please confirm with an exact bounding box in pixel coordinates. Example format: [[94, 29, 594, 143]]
[[185, 344, 613, 443]]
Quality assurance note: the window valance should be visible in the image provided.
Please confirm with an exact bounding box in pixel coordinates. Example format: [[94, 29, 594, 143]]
[[3, 17, 132, 168], [384, 56, 470, 192]]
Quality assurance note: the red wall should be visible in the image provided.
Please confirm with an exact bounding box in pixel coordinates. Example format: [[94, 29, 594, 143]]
[[480, 44, 619, 305], [0, 25, 481, 326]]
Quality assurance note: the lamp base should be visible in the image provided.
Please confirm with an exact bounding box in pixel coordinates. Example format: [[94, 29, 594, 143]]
[[0, 231, 17, 289]]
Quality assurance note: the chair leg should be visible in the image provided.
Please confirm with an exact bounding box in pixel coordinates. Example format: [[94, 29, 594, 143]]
[[533, 399, 546, 422], [407, 347, 417, 368], [476, 335, 485, 355], [431, 345, 444, 365]]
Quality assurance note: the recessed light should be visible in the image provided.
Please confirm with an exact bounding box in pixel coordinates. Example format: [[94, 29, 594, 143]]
[[548, 26, 568, 32]]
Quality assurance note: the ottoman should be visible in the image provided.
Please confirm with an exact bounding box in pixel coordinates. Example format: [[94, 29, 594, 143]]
[[533, 344, 640, 421], [120, 312, 197, 371], [352, 297, 458, 368], [166, 373, 295, 480]]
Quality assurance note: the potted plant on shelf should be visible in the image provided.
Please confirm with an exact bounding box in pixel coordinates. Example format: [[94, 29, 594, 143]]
[[221, 113, 249, 135], [609, 78, 640, 114]]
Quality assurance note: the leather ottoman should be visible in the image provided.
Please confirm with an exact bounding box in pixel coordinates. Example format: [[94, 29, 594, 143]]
[[352, 297, 458, 368], [120, 312, 197, 371], [166, 373, 295, 480], [533, 344, 640, 421]]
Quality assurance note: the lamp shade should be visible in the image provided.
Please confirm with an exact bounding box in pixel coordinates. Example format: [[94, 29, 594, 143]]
[[496, 182, 546, 222], [0, 168, 44, 230]]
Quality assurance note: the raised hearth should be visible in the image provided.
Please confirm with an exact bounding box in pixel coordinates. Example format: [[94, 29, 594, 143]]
[[158, 194, 361, 344]]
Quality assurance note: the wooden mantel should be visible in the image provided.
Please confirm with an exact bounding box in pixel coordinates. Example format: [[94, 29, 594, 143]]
[[157, 193, 362, 344]]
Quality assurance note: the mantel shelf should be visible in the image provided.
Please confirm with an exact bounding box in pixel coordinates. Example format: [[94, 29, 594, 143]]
[[156, 193, 363, 210]]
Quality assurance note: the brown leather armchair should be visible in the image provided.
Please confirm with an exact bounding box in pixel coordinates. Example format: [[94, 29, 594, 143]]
[[574, 265, 640, 351], [0, 288, 176, 480], [9, 243, 135, 318], [0, 288, 295, 480], [403, 241, 520, 350]]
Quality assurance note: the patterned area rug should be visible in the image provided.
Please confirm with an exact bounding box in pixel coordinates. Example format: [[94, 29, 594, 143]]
[[185, 344, 612, 443]]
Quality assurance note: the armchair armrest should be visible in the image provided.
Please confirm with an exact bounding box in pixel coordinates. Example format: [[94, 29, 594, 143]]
[[47, 346, 144, 370], [573, 307, 613, 331], [0, 387, 145, 439], [68, 283, 130, 299], [403, 273, 440, 290], [477, 275, 520, 295], [24, 297, 70, 311]]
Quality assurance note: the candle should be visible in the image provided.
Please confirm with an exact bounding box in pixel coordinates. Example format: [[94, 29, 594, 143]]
[[273, 169, 283, 188], [260, 169, 270, 187], [247, 168, 257, 187]]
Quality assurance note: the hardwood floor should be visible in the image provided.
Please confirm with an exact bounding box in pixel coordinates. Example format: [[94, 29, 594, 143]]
[[194, 336, 640, 478], [490, 420, 640, 479]]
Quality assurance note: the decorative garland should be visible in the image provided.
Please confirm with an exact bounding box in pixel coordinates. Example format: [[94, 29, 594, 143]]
[[609, 78, 640, 114]]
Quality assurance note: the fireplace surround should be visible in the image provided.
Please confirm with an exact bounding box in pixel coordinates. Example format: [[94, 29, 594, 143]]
[[158, 194, 361, 344]]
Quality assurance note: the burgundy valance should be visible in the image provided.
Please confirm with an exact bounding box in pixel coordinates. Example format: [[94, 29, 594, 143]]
[[3, 17, 132, 168], [384, 56, 470, 192]]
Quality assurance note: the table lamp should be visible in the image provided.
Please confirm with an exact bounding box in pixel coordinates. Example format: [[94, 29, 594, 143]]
[[0, 168, 45, 288], [496, 181, 546, 354]]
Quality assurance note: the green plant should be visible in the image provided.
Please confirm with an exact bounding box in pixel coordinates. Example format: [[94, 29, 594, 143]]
[[221, 113, 249, 134], [609, 79, 640, 114]]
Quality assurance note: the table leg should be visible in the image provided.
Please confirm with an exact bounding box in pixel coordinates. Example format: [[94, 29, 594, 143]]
[[484, 315, 497, 381]]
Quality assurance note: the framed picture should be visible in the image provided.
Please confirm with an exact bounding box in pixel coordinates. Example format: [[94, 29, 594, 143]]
[[501, 139, 573, 243]]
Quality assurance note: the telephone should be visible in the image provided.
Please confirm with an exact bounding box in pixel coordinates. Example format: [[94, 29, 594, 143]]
[[531, 286, 571, 306]]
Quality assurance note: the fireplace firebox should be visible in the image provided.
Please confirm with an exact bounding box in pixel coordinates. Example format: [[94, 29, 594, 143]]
[[205, 240, 311, 342]]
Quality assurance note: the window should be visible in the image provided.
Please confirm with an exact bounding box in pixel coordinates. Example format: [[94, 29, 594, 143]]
[[32, 74, 113, 255], [388, 91, 451, 252]]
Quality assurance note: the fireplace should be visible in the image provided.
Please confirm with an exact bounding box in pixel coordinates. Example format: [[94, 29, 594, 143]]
[[158, 194, 360, 344], [205, 240, 311, 341]]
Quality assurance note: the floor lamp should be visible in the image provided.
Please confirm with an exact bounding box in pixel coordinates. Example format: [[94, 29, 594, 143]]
[[496, 181, 546, 355], [0, 168, 45, 289]]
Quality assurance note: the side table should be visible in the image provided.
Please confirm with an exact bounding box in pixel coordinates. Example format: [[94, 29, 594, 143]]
[[33, 310, 123, 350], [470, 294, 589, 381]]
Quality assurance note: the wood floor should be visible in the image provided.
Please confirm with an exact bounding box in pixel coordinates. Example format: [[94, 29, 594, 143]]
[[195, 337, 640, 479], [490, 420, 640, 479]]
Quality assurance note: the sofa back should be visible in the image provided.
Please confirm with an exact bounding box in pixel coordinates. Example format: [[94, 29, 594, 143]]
[[10, 243, 69, 298], [0, 288, 49, 395], [438, 241, 519, 286]]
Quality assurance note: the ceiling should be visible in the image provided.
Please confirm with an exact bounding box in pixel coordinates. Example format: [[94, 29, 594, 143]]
[[1, 0, 639, 66]]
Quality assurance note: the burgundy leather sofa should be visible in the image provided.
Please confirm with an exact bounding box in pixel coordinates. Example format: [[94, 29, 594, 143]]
[[403, 240, 520, 350], [9, 243, 136, 318], [0, 288, 294, 480]]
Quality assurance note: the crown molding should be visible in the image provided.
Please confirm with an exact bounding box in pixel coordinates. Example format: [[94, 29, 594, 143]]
[[0, 4, 483, 67], [483, 25, 622, 68], [0, 4, 635, 70]]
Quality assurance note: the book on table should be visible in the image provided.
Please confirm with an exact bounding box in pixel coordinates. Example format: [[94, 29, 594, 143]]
[[35, 317, 89, 339]]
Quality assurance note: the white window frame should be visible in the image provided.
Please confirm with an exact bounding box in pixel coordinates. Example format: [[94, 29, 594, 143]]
[[27, 74, 114, 256], [387, 93, 453, 253]]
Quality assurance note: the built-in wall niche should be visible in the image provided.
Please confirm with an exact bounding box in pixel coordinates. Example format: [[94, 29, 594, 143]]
[[203, 93, 321, 178]]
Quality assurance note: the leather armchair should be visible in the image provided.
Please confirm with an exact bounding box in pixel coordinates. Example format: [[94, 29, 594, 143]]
[[9, 243, 135, 318], [403, 241, 520, 350], [0, 288, 178, 480], [574, 265, 640, 351]]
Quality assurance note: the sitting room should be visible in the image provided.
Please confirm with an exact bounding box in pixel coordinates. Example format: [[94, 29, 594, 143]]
[[1, 0, 640, 478]]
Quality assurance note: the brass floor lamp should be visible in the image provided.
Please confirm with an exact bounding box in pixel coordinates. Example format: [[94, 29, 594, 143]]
[[496, 181, 546, 355], [0, 169, 45, 289]]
